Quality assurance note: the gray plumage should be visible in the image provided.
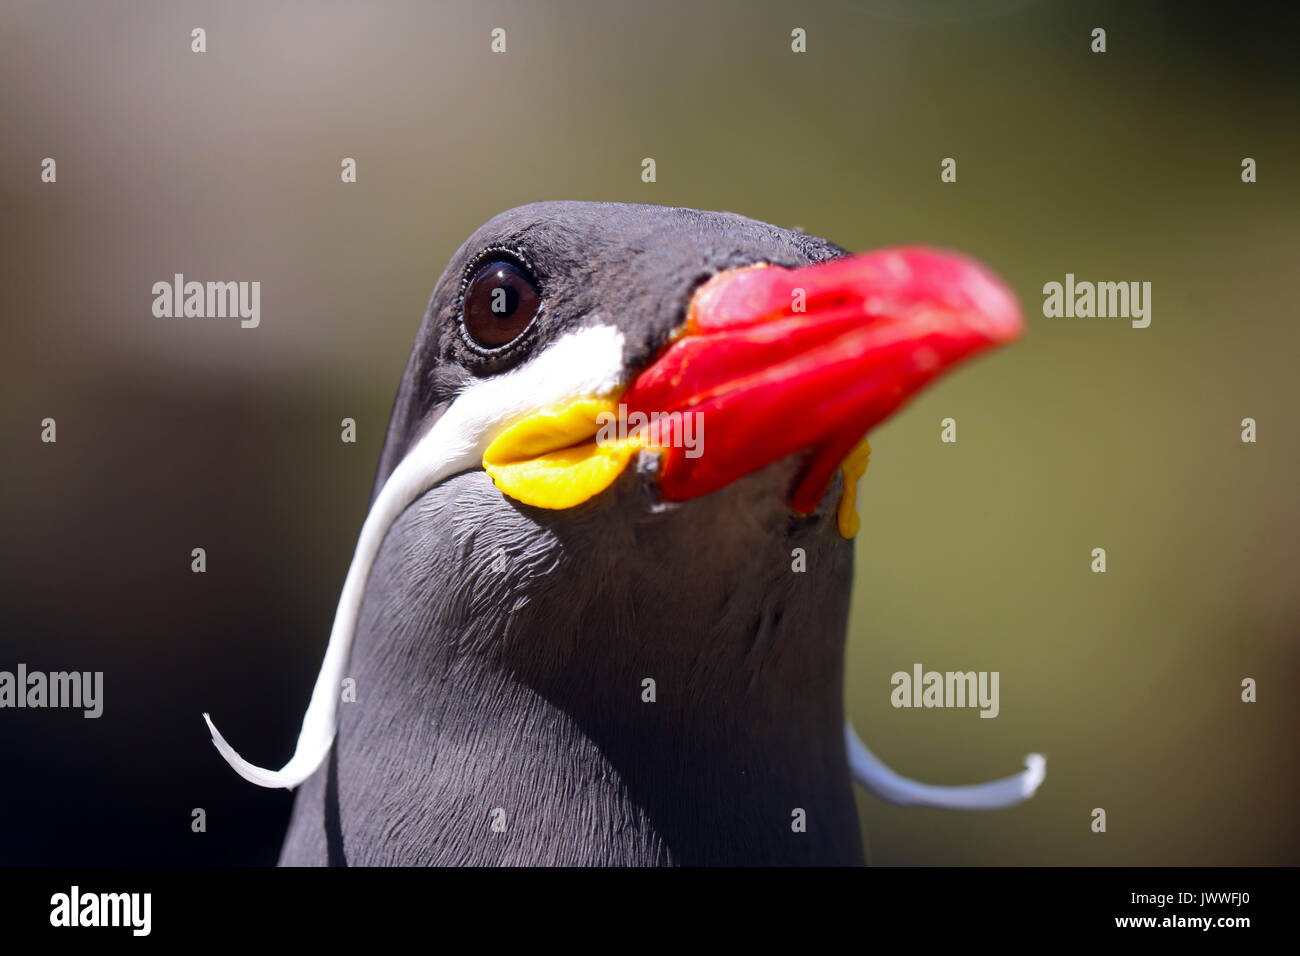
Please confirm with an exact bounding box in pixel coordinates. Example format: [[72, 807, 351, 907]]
[[280, 202, 864, 865]]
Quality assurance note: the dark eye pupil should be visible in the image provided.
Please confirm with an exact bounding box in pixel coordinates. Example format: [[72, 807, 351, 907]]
[[463, 259, 539, 348]]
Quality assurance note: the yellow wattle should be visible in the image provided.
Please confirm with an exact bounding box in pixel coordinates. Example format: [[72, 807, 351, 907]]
[[836, 438, 872, 539], [482, 397, 646, 510]]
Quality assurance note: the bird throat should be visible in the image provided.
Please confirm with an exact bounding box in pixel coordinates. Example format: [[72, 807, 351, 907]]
[[305, 463, 867, 865]]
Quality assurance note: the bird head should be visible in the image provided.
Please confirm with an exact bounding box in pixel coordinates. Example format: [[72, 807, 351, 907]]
[[380, 200, 1021, 529], [205, 201, 1024, 810]]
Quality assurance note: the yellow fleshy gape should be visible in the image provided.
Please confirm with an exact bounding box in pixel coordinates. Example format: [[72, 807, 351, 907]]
[[482, 397, 647, 509], [836, 438, 872, 539]]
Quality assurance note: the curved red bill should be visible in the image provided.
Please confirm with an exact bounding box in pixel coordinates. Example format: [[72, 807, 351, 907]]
[[621, 246, 1023, 512]]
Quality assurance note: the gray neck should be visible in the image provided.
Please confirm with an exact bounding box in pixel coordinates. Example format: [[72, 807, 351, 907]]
[[282, 468, 864, 866]]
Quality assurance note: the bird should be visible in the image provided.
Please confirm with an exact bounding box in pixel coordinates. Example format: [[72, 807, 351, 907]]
[[203, 201, 1044, 866]]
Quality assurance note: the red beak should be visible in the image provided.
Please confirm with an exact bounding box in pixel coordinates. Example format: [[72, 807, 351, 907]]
[[621, 247, 1023, 512]]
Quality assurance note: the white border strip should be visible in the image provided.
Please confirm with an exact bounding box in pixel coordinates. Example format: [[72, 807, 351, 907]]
[[846, 722, 1045, 809]]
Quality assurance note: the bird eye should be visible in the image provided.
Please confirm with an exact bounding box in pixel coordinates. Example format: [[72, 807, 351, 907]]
[[462, 258, 540, 349]]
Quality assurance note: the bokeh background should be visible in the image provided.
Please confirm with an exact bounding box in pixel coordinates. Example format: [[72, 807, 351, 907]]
[[1, 0, 1296, 865]]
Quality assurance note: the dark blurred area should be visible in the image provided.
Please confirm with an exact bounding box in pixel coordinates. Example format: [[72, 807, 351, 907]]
[[1, 0, 1297, 865]]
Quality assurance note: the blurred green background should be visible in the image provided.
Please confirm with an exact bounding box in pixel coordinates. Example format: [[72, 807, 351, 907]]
[[1, 0, 1296, 864]]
